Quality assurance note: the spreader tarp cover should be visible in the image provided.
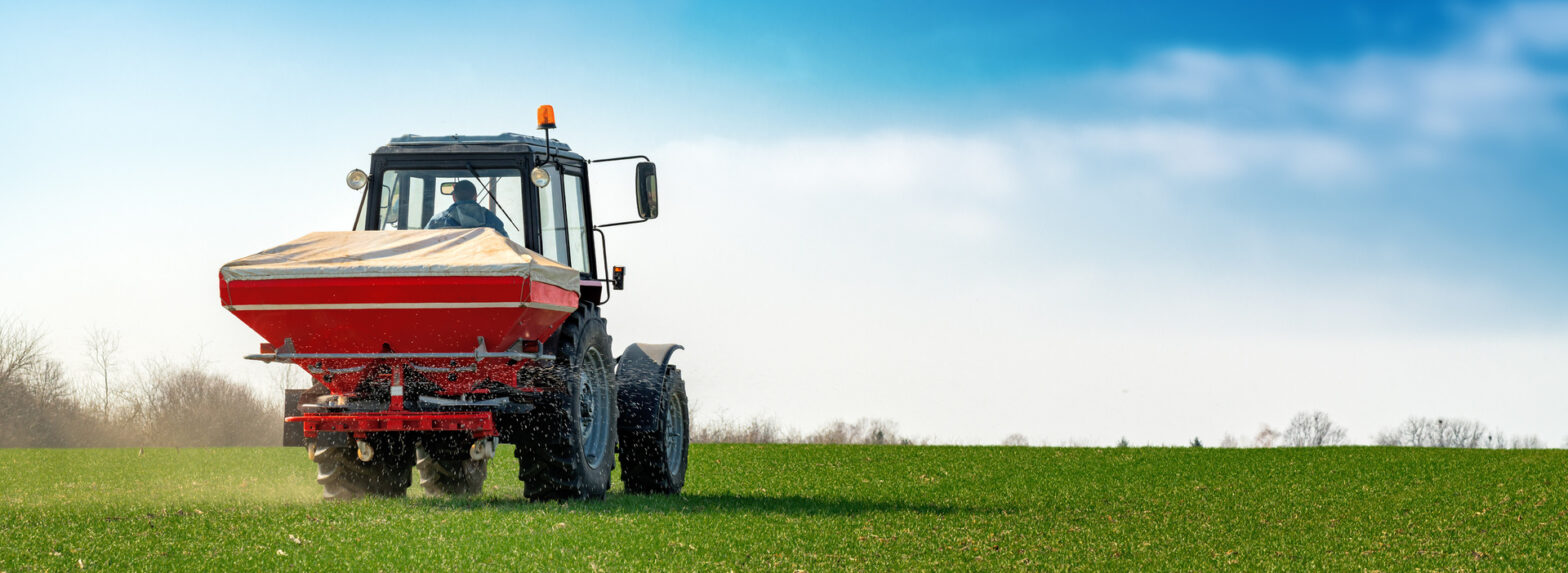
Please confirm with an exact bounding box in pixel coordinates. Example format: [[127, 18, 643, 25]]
[[219, 229, 579, 291]]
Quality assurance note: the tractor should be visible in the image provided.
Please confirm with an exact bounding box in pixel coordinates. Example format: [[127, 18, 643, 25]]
[[220, 106, 689, 501]]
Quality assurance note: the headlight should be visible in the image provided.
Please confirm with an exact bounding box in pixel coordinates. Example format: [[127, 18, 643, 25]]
[[531, 167, 551, 189], [346, 169, 369, 191]]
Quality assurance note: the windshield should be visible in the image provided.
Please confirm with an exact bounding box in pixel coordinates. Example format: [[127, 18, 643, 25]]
[[367, 168, 524, 236]]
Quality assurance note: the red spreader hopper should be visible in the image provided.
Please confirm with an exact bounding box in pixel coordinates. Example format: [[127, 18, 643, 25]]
[[219, 229, 579, 395]]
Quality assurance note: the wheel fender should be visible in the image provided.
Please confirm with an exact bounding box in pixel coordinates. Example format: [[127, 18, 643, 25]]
[[615, 343, 683, 433]]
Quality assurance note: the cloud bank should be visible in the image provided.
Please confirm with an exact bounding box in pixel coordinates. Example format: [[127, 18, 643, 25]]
[[605, 3, 1568, 444]]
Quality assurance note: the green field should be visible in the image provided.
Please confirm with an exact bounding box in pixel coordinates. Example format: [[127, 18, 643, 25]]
[[2, 445, 1565, 571]]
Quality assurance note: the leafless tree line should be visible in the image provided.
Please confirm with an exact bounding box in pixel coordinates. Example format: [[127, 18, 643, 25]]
[[1371, 417, 1543, 449], [691, 414, 927, 445], [1211, 411, 1545, 449], [0, 316, 278, 448], [1011, 410, 1550, 449]]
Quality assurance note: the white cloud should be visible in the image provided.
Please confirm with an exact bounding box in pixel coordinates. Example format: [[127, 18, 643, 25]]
[[599, 2, 1568, 441], [596, 114, 1563, 444], [1105, 3, 1568, 140], [1477, 1, 1568, 55]]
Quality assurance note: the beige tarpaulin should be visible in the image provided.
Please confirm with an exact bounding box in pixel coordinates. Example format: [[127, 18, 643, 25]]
[[220, 229, 580, 291]]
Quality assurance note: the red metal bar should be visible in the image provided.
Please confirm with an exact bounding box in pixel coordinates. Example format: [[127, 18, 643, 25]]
[[390, 368, 404, 411], [286, 412, 497, 438]]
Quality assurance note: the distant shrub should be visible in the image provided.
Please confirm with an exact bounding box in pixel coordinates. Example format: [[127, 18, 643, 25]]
[[0, 315, 277, 448], [124, 360, 277, 447]]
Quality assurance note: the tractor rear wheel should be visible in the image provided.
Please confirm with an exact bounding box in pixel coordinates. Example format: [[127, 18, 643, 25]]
[[516, 308, 617, 501], [619, 365, 689, 495], [313, 439, 413, 501], [416, 438, 488, 496]]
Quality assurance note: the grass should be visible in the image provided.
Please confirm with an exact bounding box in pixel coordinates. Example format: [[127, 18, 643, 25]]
[[1, 445, 1566, 571]]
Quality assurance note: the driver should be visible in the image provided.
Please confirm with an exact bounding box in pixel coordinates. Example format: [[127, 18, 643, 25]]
[[427, 180, 509, 237]]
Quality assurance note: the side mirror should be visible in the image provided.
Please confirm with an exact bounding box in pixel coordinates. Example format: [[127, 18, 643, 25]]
[[635, 162, 658, 220]]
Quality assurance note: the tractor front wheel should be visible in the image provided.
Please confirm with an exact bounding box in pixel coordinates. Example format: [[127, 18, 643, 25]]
[[619, 365, 689, 495]]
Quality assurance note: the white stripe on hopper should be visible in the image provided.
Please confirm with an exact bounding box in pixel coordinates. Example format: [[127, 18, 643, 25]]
[[225, 302, 575, 312]]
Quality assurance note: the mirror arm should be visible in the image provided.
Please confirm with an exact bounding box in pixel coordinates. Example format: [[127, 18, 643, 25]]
[[590, 155, 658, 224], [588, 155, 652, 164], [595, 219, 649, 229]]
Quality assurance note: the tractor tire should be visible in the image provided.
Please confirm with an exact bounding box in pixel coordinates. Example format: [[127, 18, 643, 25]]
[[313, 439, 413, 501], [515, 307, 617, 501], [619, 365, 689, 495], [416, 440, 488, 496]]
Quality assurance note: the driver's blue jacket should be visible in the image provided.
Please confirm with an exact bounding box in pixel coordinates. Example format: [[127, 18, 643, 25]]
[[427, 200, 509, 237]]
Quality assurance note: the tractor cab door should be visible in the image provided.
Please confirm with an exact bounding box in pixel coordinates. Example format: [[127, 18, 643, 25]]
[[531, 162, 595, 277]]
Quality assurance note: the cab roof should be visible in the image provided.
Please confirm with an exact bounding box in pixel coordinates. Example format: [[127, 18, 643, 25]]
[[373, 133, 584, 161]]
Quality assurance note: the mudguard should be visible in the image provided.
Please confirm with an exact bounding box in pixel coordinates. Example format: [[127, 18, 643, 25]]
[[615, 343, 683, 433]]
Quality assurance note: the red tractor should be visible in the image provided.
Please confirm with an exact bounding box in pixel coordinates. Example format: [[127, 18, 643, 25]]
[[220, 106, 689, 501]]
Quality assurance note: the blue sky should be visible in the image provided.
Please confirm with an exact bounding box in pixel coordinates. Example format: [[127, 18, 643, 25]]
[[1, 1, 1565, 444]]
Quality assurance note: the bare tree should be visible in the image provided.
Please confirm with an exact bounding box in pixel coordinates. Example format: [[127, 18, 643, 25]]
[[1372, 430, 1401, 446], [1378, 417, 1490, 448], [1253, 424, 1280, 448], [1282, 411, 1348, 447], [0, 317, 98, 447], [1437, 418, 1487, 448], [0, 315, 47, 387], [690, 416, 921, 445], [1001, 433, 1029, 447], [84, 327, 120, 416], [117, 357, 278, 447], [807, 419, 854, 444], [1219, 434, 1239, 448], [807, 418, 908, 445]]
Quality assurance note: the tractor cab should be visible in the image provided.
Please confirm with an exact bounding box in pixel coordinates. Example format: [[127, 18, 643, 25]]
[[344, 111, 656, 304]]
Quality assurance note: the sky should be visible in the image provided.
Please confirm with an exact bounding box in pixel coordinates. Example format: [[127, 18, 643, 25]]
[[1, 0, 1565, 445]]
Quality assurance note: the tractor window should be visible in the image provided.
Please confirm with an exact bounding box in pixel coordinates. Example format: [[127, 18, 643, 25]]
[[376, 169, 522, 234], [406, 175, 431, 227], [536, 166, 570, 265], [495, 176, 525, 238], [563, 173, 590, 274]]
